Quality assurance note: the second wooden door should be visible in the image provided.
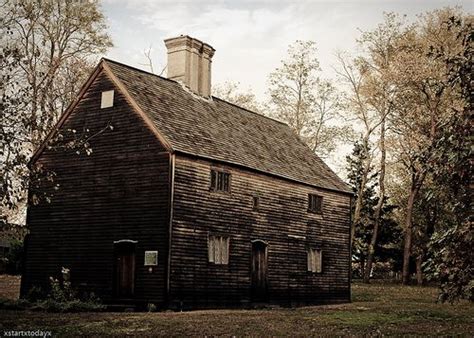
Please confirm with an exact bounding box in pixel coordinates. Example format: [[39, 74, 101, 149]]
[[251, 240, 268, 301]]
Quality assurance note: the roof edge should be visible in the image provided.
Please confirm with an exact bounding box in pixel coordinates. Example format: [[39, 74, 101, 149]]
[[101, 57, 178, 84]]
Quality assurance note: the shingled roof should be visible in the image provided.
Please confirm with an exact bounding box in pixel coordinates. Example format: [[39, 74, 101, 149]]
[[103, 59, 351, 194]]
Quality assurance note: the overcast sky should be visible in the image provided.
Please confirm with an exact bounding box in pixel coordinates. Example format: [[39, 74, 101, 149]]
[[101, 0, 472, 172], [102, 0, 471, 98]]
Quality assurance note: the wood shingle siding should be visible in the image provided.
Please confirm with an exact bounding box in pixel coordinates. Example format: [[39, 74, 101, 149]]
[[169, 155, 351, 308], [23, 58, 352, 309], [21, 71, 170, 305]]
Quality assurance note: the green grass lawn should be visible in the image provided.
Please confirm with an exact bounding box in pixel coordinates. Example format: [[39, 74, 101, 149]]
[[1, 282, 473, 336]]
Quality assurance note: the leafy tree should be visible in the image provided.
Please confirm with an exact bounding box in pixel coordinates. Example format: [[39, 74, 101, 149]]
[[5, 239, 24, 275], [1, 40, 30, 215], [336, 54, 375, 245], [336, 13, 404, 255], [1, 0, 112, 224], [346, 141, 377, 277], [355, 13, 404, 282], [387, 8, 467, 284], [375, 206, 403, 276], [268, 40, 350, 158], [425, 13, 473, 302], [411, 183, 441, 285], [213, 81, 262, 113], [347, 141, 400, 280]]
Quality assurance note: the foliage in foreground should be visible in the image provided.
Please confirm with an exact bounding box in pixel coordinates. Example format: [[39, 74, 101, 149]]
[[0, 267, 105, 313], [0, 297, 105, 313], [2, 239, 24, 275]]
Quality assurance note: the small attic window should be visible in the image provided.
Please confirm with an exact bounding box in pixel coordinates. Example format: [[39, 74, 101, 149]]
[[101, 90, 114, 108]]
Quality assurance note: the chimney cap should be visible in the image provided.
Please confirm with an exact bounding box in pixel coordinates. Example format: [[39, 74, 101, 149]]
[[164, 35, 215, 55]]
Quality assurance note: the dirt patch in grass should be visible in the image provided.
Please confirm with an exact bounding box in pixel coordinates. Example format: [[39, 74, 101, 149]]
[[1, 282, 473, 336], [0, 275, 20, 300]]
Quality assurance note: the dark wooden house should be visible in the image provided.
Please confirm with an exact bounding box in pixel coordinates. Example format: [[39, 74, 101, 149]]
[[21, 36, 352, 309]]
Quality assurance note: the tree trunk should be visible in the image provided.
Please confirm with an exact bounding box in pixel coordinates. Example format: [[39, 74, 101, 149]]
[[351, 136, 371, 245], [402, 192, 415, 285], [360, 256, 366, 280], [416, 255, 424, 285], [364, 117, 386, 283], [402, 178, 422, 285]]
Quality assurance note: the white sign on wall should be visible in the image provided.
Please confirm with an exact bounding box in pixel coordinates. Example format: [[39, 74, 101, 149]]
[[144, 251, 158, 266]]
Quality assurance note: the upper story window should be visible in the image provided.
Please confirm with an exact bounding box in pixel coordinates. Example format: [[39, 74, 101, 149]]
[[308, 194, 323, 214], [101, 90, 114, 108], [210, 169, 231, 192]]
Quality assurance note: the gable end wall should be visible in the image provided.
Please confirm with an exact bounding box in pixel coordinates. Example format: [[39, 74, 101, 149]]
[[21, 70, 171, 304]]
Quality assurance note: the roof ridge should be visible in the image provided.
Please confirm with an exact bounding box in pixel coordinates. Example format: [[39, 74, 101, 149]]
[[102, 57, 177, 84], [102, 58, 287, 127], [211, 96, 287, 126]]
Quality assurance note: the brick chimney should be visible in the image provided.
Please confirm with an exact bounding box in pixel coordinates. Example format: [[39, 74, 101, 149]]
[[164, 35, 215, 97]]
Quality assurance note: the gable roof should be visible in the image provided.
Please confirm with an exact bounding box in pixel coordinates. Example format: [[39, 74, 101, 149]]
[[103, 59, 351, 194], [32, 58, 351, 194]]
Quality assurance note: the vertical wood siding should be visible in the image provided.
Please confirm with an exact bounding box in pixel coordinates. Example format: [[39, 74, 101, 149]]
[[169, 155, 351, 308], [21, 70, 170, 305]]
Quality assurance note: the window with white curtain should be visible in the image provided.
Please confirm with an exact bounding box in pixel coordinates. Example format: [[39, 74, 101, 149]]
[[208, 235, 229, 265], [307, 248, 322, 273]]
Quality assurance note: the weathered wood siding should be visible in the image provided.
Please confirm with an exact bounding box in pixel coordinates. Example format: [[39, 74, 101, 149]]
[[21, 70, 170, 304], [169, 155, 351, 308]]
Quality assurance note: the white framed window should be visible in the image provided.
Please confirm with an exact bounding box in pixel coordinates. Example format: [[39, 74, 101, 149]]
[[101, 90, 114, 108], [307, 248, 322, 273], [208, 235, 229, 265], [144, 251, 158, 266]]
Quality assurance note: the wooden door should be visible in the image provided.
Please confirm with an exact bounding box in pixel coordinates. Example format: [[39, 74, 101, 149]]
[[251, 241, 268, 301], [115, 245, 135, 298]]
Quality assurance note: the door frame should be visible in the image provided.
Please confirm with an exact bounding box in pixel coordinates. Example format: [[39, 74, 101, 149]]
[[250, 239, 269, 302], [113, 239, 137, 298]]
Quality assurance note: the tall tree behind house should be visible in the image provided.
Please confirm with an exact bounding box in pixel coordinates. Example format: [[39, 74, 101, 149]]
[[354, 13, 405, 283], [339, 8, 469, 287], [387, 8, 466, 285], [213, 81, 263, 113], [268, 40, 351, 159], [424, 13, 473, 302], [335, 11, 403, 252], [346, 141, 378, 277]]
